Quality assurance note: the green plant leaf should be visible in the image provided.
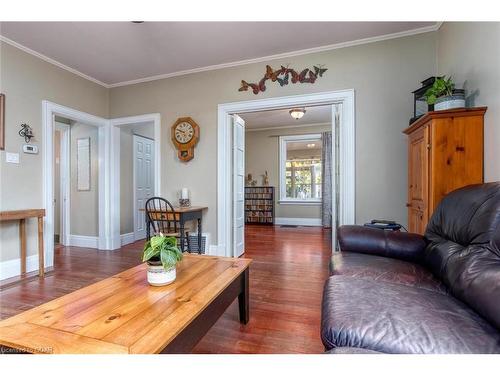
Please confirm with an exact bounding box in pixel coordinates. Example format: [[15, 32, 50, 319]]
[[142, 245, 159, 262], [150, 236, 165, 251], [165, 244, 183, 261], [164, 236, 177, 247], [160, 248, 178, 270]]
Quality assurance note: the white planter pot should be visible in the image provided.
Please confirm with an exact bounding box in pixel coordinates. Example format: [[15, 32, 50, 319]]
[[147, 262, 176, 286], [434, 94, 466, 111]]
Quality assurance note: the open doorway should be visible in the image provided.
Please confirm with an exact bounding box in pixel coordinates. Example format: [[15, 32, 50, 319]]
[[52, 115, 102, 249], [216, 90, 355, 258], [53, 117, 70, 246], [118, 122, 155, 245], [235, 105, 334, 257]]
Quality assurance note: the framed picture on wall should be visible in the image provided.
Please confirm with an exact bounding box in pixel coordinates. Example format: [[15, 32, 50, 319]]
[[76, 137, 91, 191], [0, 93, 5, 150]]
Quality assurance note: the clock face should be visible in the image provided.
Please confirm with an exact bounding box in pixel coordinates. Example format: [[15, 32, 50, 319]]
[[174, 122, 194, 144]]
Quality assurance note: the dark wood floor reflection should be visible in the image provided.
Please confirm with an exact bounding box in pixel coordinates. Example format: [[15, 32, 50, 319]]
[[0, 225, 331, 353]]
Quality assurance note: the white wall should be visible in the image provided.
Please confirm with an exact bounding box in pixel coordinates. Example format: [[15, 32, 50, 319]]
[[437, 22, 500, 182]]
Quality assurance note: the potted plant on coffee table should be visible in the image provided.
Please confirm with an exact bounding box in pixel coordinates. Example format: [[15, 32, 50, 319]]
[[142, 234, 183, 286], [424, 76, 465, 111]]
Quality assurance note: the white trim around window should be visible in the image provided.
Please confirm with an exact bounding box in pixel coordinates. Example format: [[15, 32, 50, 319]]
[[278, 133, 323, 204]]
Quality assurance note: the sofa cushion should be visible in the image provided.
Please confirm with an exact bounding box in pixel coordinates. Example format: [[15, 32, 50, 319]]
[[424, 182, 500, 330], [321, 276, 500, 354], [330, 252, 447, 294]]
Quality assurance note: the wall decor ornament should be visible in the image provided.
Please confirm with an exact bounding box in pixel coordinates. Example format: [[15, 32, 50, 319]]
[[239, 64, 327, 95], [19, 123, 34, 143]]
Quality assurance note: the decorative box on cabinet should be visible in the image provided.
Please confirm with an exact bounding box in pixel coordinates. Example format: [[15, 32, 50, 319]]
[[403, 107, 486, 234]]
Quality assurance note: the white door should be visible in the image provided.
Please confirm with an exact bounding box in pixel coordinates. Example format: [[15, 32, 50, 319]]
[[233, 115, 245, 257], [133, 135, 155, 240]]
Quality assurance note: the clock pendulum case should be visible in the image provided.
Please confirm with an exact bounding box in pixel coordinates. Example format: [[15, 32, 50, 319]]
[[171, 117, 200, 162]]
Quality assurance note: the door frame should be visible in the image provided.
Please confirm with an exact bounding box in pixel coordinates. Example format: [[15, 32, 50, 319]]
[[42, 102, 161, 275], [216, 90, 355, 257], [42, 101, 109, 270], [132, 134, 156, 241], [110, 114, 161, 248], [54, 122, 70, 246]]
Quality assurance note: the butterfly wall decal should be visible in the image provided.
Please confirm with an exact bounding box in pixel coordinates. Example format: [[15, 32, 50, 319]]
[[238, 64, 328, 94]]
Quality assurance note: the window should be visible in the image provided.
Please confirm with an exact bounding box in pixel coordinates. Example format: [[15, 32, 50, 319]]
[[279, 134, 322, 203]]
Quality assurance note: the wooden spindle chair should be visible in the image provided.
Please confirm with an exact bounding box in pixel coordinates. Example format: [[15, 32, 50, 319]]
[[145, 197, 191, 252]]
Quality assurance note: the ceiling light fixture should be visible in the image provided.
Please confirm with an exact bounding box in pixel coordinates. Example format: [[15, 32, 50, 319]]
[[289, 108, 306, 120], [307, 143, 315, 148]]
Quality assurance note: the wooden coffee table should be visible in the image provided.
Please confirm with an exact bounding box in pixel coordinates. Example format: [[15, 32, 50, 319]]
[[0, 254, 251, 354]]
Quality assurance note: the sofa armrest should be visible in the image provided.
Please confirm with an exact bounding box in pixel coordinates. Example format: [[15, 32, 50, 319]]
[[337, 225, 427, 263]]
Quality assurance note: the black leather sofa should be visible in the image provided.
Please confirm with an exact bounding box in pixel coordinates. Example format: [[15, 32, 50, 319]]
[[321, 182, 500, 353]]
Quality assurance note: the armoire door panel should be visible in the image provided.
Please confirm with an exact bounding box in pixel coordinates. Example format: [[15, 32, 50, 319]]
[[430, 116, 484, 211]]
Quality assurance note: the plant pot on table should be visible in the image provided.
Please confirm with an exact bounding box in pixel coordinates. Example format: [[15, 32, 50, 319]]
[[147, 259, 177, 286]]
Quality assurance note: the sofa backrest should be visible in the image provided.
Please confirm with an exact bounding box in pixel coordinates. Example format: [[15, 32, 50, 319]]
[[424, 182, 500, 330]]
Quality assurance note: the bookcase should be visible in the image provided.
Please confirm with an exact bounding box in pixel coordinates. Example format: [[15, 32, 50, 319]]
[[245, 186, 275, 225]]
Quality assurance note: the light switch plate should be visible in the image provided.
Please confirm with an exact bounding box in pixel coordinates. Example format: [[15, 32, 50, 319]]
[[6, 152, 20, 164]]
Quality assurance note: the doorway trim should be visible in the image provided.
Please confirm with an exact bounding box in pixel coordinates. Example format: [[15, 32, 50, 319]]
[[216, 90, 355, 257], [110, 113, 161, 249], [42, 101, 109, 270], [54, 122, 70, 246]]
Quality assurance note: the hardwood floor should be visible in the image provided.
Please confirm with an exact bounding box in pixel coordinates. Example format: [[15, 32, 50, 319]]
[[0, 225, 332, 353]]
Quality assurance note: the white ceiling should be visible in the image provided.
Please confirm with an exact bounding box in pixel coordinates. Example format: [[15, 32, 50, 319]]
[[286, 140, 322, 151], [240, 105, 331, 130], [0, 22, 437, 87]]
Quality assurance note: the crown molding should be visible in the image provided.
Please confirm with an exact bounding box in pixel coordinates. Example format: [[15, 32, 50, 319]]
[[0, 35, 110, 88], [246, 121, 331, 132], [1, 22, 442, 89], [108, 23, 441, 88]]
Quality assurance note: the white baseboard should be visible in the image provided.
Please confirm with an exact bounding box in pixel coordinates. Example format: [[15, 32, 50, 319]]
[[0, 254, 40, 281], [69, 235, 99, 248], [120, 232, 135, 246], [275, 217, 322, 226]]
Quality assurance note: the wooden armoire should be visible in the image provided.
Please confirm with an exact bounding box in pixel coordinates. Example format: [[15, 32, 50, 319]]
[[403, 107, 487, 234]]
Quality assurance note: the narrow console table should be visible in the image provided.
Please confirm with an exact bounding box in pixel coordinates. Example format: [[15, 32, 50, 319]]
[[0, 209, 45, 277]]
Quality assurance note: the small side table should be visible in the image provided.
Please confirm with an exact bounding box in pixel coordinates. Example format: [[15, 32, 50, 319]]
[[0, 209, 46, 277]]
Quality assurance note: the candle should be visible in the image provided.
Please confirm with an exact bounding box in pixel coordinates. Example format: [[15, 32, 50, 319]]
[[181, 188, 189, 199]]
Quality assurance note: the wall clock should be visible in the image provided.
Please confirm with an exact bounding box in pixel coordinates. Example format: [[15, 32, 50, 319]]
[[171, 117, 200, 162]]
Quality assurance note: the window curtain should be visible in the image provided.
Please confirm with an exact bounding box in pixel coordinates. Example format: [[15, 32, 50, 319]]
[[321, 131, 333, 227]]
